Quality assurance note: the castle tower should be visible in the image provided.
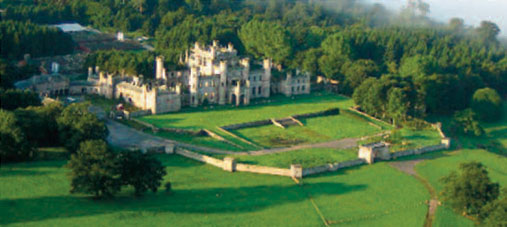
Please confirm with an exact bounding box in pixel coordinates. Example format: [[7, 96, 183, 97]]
[[218, 61, 227, 105], [244, 80, 251, 105], [240, 58, 250, 81], [156, 56, 165, 80], [189, 67, 200, 107], [262, 59, 272, 98], [88, 67, 93, 78]]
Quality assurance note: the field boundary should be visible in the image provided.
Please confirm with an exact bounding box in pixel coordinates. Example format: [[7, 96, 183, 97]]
[[159, 139, 451, 178]]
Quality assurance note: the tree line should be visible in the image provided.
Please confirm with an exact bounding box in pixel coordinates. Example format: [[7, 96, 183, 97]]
[[0, 98, 168, 198], [0, 101, 107, 162], [0, 20, 75, 59]]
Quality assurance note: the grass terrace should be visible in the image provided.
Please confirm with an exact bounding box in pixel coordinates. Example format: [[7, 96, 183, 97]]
[[227, 148, 358, 168], [139, 93, 354, 130], [138, 93, 389, 151]]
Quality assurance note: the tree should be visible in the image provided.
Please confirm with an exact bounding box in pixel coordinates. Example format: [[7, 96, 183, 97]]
[[118, 150, 167, 196], [0, 110, 33, 163], [441, 162, 500, 217], [449, 18, 464, 33], [450, 109, 484, 136], [480, 188, 507, 226], [0, 89, 41, 110], [477, 21, 500, 44], [239, 19, 293, 64], [387, 88, 408, 126], [66, 140, 121, 198], [341, 59, 379, 92], [57, 103, 108, 152], [471, 88, 503, 122]]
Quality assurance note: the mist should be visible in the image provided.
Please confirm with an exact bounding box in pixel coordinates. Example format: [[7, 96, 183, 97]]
[[363, 0, 507, 37]]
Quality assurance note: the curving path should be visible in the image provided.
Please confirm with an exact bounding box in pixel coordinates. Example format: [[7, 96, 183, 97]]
[[106, 119, 361, 156], [390, 160, 439, 227]]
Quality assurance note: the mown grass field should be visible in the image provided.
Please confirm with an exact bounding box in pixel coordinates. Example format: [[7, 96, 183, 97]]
[[227, 148, 358, 168], [1, 155, 429, 226], [415, 149, 507, 227]]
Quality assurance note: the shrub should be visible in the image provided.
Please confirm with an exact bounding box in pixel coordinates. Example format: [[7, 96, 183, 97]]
[[165, 181, 172, 194], [450, 109, 484, 136]]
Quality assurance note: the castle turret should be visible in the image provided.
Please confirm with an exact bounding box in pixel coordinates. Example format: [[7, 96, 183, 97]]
[[189, 67, 200, 107], [88, 67, 93, 78], [156, 56, 165, 80], [218, 61, 227, 105], [241, 58, 250, 80], [244, 80, 250, 105], [262, 59, 272, 98]]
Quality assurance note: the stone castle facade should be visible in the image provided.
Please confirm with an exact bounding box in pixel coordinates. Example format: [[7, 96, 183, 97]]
[[17, 41, 311, 114]]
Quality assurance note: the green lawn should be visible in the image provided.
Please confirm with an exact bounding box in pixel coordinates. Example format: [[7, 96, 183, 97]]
[[139, 93, 353, 130], [415, 149, 507, 227], [233, 113, 384, 148], [227, 148, 358, 168], [1, 155, 429, 226], [389, 128, 443, 152], [139, 93, 389, 150], [151, 130, 245, 151]]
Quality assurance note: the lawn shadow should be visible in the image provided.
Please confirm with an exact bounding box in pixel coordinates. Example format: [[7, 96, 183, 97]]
[[0, 182, 366, 225]]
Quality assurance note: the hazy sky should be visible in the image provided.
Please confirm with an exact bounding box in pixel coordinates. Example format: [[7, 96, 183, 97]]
[[365, 0, 507, 36]]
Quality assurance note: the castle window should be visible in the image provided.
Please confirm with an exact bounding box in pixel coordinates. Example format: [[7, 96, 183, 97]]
[[258, 87, 261, 95], [252, 87, 256, 95], [297, 79, 300, 83], [205, 81, 209, 87], [291, 87, 295, 92], [253, 76, 256, 81], [297, 86, 300, 91], [302, 85, 305, 91]]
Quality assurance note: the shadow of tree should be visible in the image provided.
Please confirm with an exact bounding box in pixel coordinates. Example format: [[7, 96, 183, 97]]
[[0, 182, 366, 225]]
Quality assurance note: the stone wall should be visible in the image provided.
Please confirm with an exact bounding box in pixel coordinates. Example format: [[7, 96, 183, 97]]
[[123, 110, 151, 119], [221, 119, 272, 130], [390, 144, 447, 159], [221, 108, 340, 131], [302, 159, 366, 177], [174, 148, 293, 177], [292, 108, 340, 119], [235, 163, 292, 177], [175, 149, 224, 168]]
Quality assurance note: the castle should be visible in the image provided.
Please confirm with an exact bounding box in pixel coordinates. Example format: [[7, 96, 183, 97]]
[[16, 41, 311, 114]]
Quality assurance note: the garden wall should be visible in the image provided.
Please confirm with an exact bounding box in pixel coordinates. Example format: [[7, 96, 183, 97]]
[[174, 148, 294, 177], [124, 110, 151, 119], [235, 163, 292, 177], [175, 148, 224, 168], [292, 108, 339, 119], [302, 159, 366, 177], [220, 108, 340, 130]]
